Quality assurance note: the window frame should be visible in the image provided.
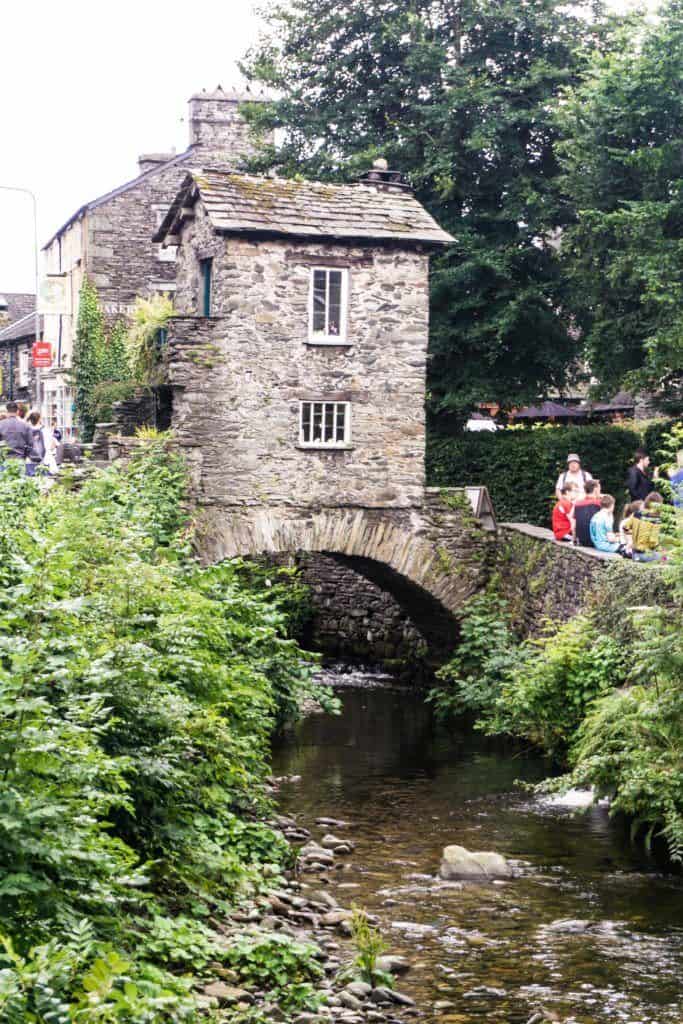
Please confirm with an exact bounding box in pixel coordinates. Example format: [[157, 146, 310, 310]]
[[199, 258, 213, 316], [18, 348, 30, 387], [153, 206, 177, 263], [307, 266, 349, 344], [298, 400, 352, 449]]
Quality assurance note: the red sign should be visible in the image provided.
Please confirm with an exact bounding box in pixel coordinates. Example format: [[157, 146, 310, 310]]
[[32, 341, 52, 368]]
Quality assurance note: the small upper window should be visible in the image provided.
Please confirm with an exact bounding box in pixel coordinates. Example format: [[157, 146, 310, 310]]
[[309, 267, 348, 343], [200, 258, 213, 316], [299, 400, 351, 448]]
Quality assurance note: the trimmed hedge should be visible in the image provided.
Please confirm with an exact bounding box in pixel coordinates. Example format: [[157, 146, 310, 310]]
[[427, 425, 643, 526]]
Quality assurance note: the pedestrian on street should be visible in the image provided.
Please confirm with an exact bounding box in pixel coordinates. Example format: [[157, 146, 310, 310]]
[[0, 401, 34, 463], [626, 449, 653, 502], [555, 453, 593, 501]]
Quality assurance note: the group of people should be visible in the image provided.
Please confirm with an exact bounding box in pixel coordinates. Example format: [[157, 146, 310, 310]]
[[551, 450, 679, 561], [0, 401, 64, 475]]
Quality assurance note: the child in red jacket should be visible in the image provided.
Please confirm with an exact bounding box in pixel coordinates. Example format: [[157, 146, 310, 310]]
[[552, 486, 574, 541]]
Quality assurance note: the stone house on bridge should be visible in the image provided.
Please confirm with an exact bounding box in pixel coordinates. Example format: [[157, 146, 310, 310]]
[[148, 164, 499, 661]]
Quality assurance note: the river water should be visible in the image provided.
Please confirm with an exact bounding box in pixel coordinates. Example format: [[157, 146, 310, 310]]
[[272, 668, 683, 1024]]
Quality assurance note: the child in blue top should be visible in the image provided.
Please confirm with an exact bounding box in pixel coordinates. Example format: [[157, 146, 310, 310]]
[[590, 495, 622, 554]]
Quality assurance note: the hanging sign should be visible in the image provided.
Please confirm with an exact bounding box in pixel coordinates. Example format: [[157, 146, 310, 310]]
[[39, 275, 70, 316], [32, 341, 52, 368]]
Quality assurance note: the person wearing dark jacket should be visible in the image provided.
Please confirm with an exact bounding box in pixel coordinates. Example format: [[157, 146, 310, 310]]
[[626, 450, 652, 502], [573, 479, 602, 547], [0, 402, 34, 460]]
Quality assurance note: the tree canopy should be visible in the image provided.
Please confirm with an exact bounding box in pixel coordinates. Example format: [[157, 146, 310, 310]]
[[242, 0, 609, 421], [558, 1, 683, 411]]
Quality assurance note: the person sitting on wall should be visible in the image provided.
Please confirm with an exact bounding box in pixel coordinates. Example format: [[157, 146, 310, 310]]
[[626, 449, 653, 502], [619, 500, 643, 553], [590, 495, 628, 555], [552, 485, 575, 542], [572, 479, 602, 547], [555, 453, 593, 501], [668, 451, 683, 508], [621, 491, 667, 562]]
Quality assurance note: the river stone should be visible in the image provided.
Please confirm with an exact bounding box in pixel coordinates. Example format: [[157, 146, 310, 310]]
[[345, 981, 372, 998], [339, 991, 365, 1010], [376, 955, 411, 975], [201, 981, 252, 1005], [439, 845, 512, 880]]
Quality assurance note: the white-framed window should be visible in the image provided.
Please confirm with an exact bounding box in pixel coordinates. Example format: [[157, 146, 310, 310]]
[[308, 267, 348, 343], [154, 206, 177, 263], [299, 401, 351, 448], [18, 348, 30, 387]]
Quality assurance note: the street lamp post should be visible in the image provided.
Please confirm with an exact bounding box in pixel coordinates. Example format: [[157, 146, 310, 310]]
[[0, 185, 41, 410]]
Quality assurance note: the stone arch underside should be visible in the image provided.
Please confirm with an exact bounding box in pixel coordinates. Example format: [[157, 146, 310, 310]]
[[197, 506, 485, 654]]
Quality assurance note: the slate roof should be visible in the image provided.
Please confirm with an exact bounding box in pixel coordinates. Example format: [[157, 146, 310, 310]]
[[155, 170, 454, 247], [0, 292, 35, 325], [42, 149, 194, 251], [0, 310, 43, 343]]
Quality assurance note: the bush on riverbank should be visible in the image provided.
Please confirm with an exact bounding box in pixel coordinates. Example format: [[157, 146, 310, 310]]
[[430, 421, 683, 858], [0, 443, 330, 1021], [427, 423, 652, 525]]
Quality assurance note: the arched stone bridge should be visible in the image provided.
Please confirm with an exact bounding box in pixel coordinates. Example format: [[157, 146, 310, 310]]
[[195, 488, 495, 655]]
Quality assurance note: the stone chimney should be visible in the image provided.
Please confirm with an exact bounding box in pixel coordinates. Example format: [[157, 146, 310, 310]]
[[188, 84, 274, 166], [138, 152, 176, 175], [359, 158, 412, 193]]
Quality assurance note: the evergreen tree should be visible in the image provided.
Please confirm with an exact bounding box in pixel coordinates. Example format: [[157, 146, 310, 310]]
[[241, 0, 608, 422], [72, 278, 106, 441], [558, 3, 683, 410]]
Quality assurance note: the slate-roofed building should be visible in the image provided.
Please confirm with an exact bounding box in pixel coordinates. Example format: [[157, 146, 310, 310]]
[[0, 294, 39, 407], [40, 86, 272, 437], [153, 161, 453, 516]]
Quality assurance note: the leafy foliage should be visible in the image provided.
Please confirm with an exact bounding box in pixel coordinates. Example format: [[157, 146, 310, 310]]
[[225, 933, 323, 1011], [485, 615, 627, 757], [559, 3, 683, 408], [125, 295, 174, 384], [428, 593, 517, 718], [71, 279, 131, 441], [427, 423, 642, 525], [0, 435, 326, 1018], [346, 908, 392, 990], [241, 0, 609, 422]]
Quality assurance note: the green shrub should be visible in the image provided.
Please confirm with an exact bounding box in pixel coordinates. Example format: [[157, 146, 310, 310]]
[[91, 380, 143, 424], [427, 424, 642, 525], [485, 615, 627, 757], [225, 933, 324, 1011], [0, 436, 326, 1017], [428, 594, 517, 718]]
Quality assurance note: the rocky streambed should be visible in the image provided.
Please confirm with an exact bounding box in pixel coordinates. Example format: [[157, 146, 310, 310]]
[[267, 668, 683, 1024]]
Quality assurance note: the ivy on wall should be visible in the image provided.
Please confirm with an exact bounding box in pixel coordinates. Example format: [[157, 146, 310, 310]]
[[71, 280, 132, 441]]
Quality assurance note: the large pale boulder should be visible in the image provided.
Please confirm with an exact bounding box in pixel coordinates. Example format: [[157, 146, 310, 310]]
[[439, 844, 512, 880]]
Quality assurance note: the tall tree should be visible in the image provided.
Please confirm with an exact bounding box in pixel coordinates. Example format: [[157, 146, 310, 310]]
[[242, 0, 607, 422], [558, 2, 683, 410]]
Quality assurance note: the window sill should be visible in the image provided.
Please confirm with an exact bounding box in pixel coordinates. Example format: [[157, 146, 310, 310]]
[[305, 338, 352, 347], [296, 443, 355, 452]]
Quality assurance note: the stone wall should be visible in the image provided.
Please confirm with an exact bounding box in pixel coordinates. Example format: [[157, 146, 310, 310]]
[[168, 222, 430, 510], [264, 552, 431, 672], [497, 524, 613, 636]]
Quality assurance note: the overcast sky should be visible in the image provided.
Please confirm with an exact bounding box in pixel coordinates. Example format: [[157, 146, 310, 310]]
[[1, 0, 650, 296]]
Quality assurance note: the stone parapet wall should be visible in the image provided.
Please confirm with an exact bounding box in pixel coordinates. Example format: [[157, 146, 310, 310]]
[[497, 523, 612, 636]]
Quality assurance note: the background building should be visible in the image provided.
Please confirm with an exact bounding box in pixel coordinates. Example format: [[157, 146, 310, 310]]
[[41, 86, 271, 436]]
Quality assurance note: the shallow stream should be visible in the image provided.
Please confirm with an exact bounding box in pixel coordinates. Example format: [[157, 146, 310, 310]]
[[272, 667, 683, 1024]]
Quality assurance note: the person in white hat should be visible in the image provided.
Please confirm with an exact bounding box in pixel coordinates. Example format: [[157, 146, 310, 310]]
[[555, 453, 593, 501]]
